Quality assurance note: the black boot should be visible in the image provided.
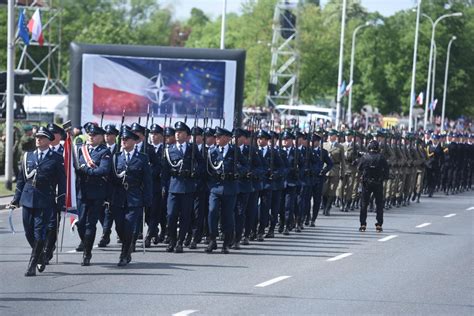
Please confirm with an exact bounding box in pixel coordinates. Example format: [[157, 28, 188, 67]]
[[205, 238, 217, 253], [81, 235, 93, 266], [265, 229, 275, 238], [117, 236, 130, 267], [98, 232, 110, 248], [25, 240, 43, 277], [43, 229, 57, 264]]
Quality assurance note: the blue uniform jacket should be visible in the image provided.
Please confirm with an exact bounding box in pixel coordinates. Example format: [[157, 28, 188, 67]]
[[110, 151, 152, 208], [163, 142, 205, 194], [76, 144, 112, 201], [282, 147, 303, 187], [259, 146, 284, 191], [207, 144, 249, 195], [314, 146, 333, 183], [240, 145, 265, 193], [14, 149, 66, 209]]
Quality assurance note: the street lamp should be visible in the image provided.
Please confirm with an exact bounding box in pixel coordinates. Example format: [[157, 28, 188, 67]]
[[422, 12, 462, 130], [430, 40, 436, 123], [408, 0, 422, 132], [347, 20, 377, 127], [441, 36, 456, 132], [335, 0, 347, 128]]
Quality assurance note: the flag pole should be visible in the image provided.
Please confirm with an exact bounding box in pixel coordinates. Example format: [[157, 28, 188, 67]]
[[5, 0, 15, 190]]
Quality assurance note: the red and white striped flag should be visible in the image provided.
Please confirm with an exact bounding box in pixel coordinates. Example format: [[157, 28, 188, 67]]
[[63, 133, 78, 228], [27, 9, 44, 46]]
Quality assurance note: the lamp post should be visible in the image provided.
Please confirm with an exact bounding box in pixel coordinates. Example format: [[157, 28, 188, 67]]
[[5, 0, 15, 189], [441, 36, 456, 132], [408, 0, 422, 132], [220, 0, 227, 49], [347, 20, 376, 127], [422, 12, 462, 130], [430, 41, 436, 123], [335, 0, 347, 128]]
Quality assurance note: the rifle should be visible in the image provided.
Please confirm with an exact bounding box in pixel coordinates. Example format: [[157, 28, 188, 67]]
[[142, 104, 151, 254], [100, 112, 104, 128], [248, 116, 254, 164], [233, 116, 238, 178], [270, 120, 275, 179], [116, 109, 126, 147], [305, 121, 312, 174], [162, 113, 167, 161], [202, 108, 208, 160], [191, 108, 197, 177]]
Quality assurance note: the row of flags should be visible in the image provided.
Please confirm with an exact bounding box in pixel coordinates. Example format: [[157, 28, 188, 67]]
[[414, 92, 438, 110], [338, 80, 353, 98], [18, 9, 44, 46]]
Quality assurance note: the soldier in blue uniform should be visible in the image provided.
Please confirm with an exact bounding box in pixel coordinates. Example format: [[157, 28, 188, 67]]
[[295, 131, 312, 232], [159, 126, 176, 244], [206, 127, 248, 253], [98, 124, 119, 247], [11, 127, 66, 276], [75, 124, 112, 266], [310, 133, 333, 226], [145, 123, 164, 247], [43, 123, 66, 264], [280, 131, 302, 235], [130, 122, 158, 250], [109, 127, 152, 266], [256, 130, 284, 241], [163, 122, 204, 253], [201, 127, 216, 245]]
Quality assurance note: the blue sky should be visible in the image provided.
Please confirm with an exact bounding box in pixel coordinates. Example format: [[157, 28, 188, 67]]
[[162, 0, 417, 20]]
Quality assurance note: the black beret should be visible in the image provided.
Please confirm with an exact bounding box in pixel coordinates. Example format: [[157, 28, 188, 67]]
[[281, 131, 295, 139], [35, 126, 55, 141], [233, 127, 247, 138], [174, 121, 191, 134], [204, 127, 216, 137], [215, 126, 233, 137], [131, 122, 146, 134], [295, 131, 305, 139], [104, 124, 119, 135], [191, 126, 204, 136], [87, 124, 106, 135], [150, 124, 164, 134], [256, 129, 271, 139], [312, 133, 322, 141], [164, 127, 176, 137], [47, 123, 64, 135], [328, 129, 338, 136], [120, 127, 139, 141]]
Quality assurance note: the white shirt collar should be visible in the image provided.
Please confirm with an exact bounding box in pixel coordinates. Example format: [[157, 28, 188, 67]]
[[37, 148, 49, 156]]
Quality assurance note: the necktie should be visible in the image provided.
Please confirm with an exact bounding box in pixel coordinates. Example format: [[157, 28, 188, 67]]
[[39, 152, 43, 162], [179, 144, 184, 154], [220, 147, 224, 154], [127, 152, 131, 163]]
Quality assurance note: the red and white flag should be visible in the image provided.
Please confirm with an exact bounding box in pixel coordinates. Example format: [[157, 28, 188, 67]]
[[416, 92, 424, 105], [63, 133, 78, 228], [27, 9, 44, 46]]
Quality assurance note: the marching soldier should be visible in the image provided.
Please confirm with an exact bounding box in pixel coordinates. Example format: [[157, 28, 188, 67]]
[[206, 127, 248, 253], [75, 124, 111, 266], [341, 130, 358, 212], [425, 134, 444, 197], [310, 133, 333, 225], [98, 124, 120, 247], [358, 140, 389, 232], [110, 127, 152, 266], [322, 129, 345, 216], [43, 123, 66, 264], [163, 122, 204, 253], [11, 127, 66, 276]]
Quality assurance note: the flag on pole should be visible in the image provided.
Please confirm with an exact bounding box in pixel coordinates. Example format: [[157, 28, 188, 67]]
[[63, 133, 78, 229], [17, 9, 30, 45], [429, 99, 438, 111], [344, 80, 353, 96], [416, 92, 424, 105], [27, 9, 44, 46], [338, 80, 346, 98]]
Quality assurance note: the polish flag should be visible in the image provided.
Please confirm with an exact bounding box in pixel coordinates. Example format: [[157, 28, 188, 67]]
[[27, 9, 44, 46]]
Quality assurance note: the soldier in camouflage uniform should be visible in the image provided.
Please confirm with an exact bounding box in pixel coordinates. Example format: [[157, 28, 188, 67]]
[[341, 130, 359, 212]]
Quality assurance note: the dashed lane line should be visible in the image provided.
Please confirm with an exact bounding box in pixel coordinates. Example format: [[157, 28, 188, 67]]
[[444, 213, 456, 218], [378, 235, 398, 242], [172, 310, 198, 316], [327, 253, 353, 262], [255, 276, 292, 287], [416, 223, 431, 228]]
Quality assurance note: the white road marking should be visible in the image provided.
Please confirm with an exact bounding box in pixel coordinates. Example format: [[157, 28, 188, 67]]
[[172, 310, 198, 316], [444, 213, 456, 218], [466, 206, 474, 211], [327, 253, 353, 262], [255, 276, 291, 287], [67, 250, 77, 253], [416, 223, 431, 228], [378, 235, 398, 242]]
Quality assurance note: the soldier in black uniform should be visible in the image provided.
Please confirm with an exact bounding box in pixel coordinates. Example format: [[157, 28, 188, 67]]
[[358, 140, 389, 233], [425, 134, 444, 197], [11, 127, 66, 276]]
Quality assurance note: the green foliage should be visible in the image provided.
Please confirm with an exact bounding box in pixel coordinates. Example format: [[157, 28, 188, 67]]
[[0, 0, 472, 120]]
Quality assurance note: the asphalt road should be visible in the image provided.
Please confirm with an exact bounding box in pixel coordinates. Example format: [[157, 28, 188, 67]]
[[0, 191, 473, 315]]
